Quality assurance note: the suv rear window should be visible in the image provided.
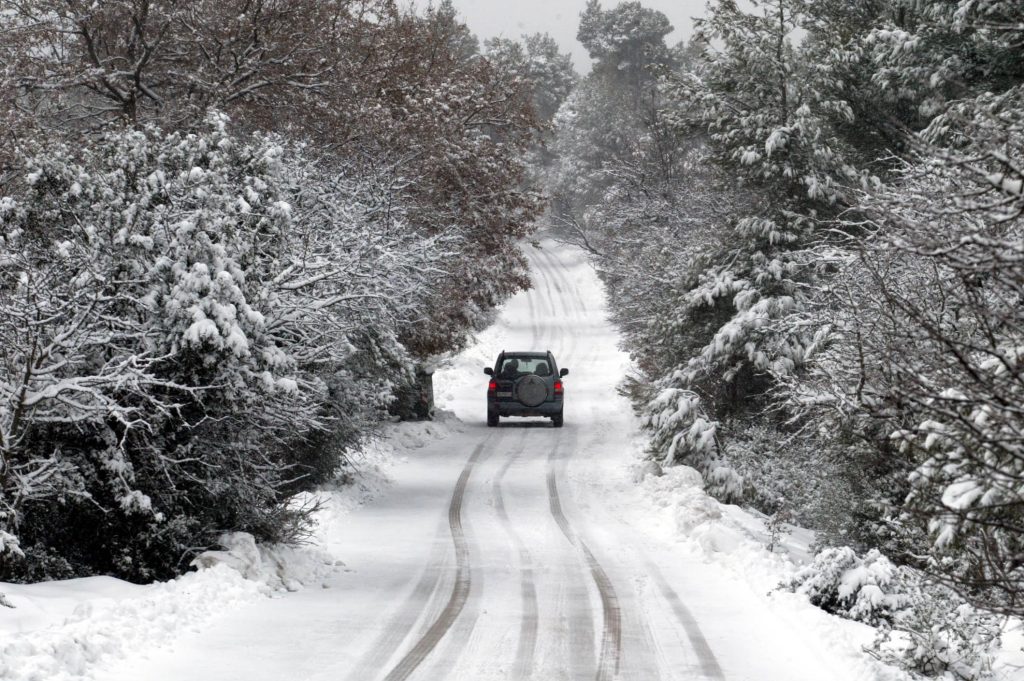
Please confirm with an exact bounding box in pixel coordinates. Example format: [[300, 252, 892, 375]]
[[498, 356, 553, 377]]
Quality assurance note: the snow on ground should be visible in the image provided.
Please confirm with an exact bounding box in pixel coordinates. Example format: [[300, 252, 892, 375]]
[[3, 238, 1020, 681], [0, 566, 263, 681], [573, 445, 910, 681], [0, 417, 457, 681], [436, 240, 909, 680], [619, 458, 1024, 680]]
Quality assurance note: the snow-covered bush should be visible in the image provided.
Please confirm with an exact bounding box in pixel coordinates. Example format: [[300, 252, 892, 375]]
[[1, 0, 549, 581], [551, 0, 868, 499], [786, 547, 913, 626], [637, 387, 744, 502], [870, 579, 1005, 681], [642, 388, 718, 466], [538, 3, 1024, 674], [718, 421, 823, 521], [594, 0, 1024, 619], [191, 531, 338, 593], [0, 113, 446, 581], [789, 546, 1005, 679]]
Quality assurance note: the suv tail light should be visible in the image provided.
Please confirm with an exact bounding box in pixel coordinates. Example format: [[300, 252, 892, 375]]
[[488, 380, 497, 395], [554, 379, 563, 395]]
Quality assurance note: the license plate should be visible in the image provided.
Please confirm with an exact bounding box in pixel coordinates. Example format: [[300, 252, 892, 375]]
[[496, 391, 512, 397]]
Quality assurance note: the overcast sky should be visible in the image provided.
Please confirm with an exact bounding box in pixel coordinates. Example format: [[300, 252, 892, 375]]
[[406, 0, 710, 73]]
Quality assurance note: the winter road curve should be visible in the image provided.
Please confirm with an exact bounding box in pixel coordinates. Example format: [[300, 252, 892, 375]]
[[103, 240, 867, 681]]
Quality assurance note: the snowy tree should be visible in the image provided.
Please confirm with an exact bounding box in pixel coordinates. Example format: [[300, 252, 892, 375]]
[[0, 0, 398, 131], [627, 0, 871, 486], [484, 33, 578, 124], [424, 0, 479, 62], [793, 85, 1024, 614], [355, 8, 543, 360], [548, 1, 678, 220], [0, 114, 449, 580], [548, 2, 772, 490], [1, 0, 545, 392], [0, 0, 544, 580], [578, 0, 675, 94], [548, 0, 1024, 649]]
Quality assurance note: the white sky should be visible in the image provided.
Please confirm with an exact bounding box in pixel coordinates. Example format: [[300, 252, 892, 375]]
[[406, 0, 710, 73]]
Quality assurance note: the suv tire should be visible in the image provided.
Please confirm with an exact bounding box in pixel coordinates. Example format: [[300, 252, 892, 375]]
[[487, 409, 499, 427], [551, 410, 564, 428]]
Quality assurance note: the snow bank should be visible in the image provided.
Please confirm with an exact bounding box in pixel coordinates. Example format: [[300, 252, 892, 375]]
[[622, 454, 914, 681], [647, 465, 733, 544], [191, 532, 340, 593], [0, 414, 456, 681], [0, 533, 336, 681], [625, 454, 1024, 681], [0, 566, 262, 681], [386, 408, 464, 453]]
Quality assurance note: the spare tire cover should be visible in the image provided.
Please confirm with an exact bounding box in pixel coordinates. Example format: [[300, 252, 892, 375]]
[[516, 375, 548, 407]]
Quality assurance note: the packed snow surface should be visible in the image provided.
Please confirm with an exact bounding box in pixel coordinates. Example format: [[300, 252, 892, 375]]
[[4, 239, 993, 680]]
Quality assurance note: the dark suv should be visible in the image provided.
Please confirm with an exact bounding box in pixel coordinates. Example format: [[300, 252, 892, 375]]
[[484, 351, 568, 427]]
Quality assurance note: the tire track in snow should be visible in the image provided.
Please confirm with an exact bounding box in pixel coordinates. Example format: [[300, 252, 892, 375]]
[[527, 244, 576, 366], [546, 238, 720, 678], [534, 244, 586, 320], [538, 241, 632, 680], [546, 439, 622, 681], [526, 245, 598, 679], [544, 242, 722, 679], [492, 431, 538, 680], [530, 246, 570, 320], [571, 413, 722, 679], [525, 271, 545, 350], [645, 560, 725, 680], [344, 527, 450, 681], [380, 440, 488, 681], [527, 246, 563, 342]]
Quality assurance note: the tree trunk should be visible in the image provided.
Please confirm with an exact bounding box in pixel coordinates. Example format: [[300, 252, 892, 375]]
[[391, 365, 436, 420]]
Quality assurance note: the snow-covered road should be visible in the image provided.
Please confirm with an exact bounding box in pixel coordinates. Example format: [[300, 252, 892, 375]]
[[100, 241, 872, 681]]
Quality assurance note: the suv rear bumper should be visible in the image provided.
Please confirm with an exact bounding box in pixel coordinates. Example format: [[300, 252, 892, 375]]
[[488, 398, 562, 417]]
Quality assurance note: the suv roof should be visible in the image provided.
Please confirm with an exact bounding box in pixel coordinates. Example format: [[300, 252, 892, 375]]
[[499, 350, 550, 357]]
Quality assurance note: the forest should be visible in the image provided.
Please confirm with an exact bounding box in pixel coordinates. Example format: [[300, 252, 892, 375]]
[[1, 0, 1023, 677], [0, 0, 573, 582], [548, 1, 1022, 676]]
